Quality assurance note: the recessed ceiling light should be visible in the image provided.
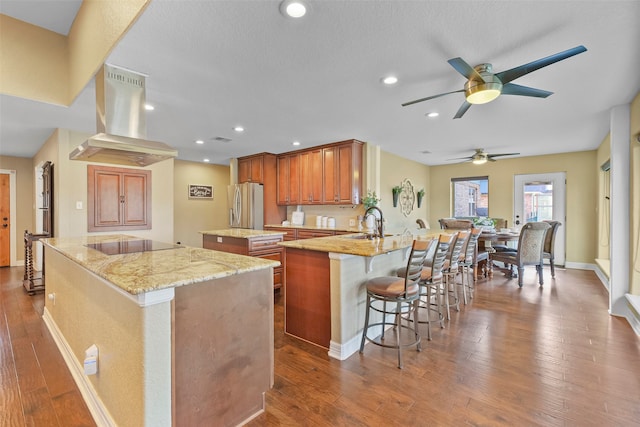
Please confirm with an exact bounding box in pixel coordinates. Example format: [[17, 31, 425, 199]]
[[382, 76, 398, 85], [233, 126, 244, 132], [195, 140, 204, 144], [426, 112, 439, 118], [280, 0, 307, 18], [292, 141, 301, 146], [144, 103, 155, 111], [203, 158, 210, 163]]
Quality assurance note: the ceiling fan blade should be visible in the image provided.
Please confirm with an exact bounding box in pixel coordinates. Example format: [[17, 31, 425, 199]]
[[401, 89, 464, 107], [487, 152, 520, 158], [495, 45, 587, 84], [501, 83, 553, 98], [448, 57, 486, 82], [453, 100, 472, 119], [446, 155, 473, 161]]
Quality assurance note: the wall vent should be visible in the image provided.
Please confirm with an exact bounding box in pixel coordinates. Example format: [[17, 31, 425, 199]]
[[212, 136, 232, 143]]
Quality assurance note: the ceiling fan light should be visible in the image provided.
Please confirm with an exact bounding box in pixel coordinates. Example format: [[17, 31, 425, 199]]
[[466, 82, 502, 104], [472, 157, 487, 165]]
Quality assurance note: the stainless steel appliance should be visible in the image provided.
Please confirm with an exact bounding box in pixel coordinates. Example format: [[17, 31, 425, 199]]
[[228, 183, 264, 229]]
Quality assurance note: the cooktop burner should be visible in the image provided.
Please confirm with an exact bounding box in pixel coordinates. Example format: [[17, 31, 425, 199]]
[[86, 240, 183, 256]]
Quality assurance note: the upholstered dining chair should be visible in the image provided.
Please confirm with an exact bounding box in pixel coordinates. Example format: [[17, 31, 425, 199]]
[[359, 239, 432, 369], [489, 222, 551, 287], [438, 218, 473, 230], [542, 220, 562, 278]]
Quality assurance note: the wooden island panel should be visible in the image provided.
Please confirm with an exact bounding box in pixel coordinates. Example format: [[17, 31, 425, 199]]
[[284, 247, 331, 348]]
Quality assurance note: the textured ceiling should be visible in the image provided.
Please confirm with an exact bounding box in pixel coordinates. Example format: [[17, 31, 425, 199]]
[[1, 0, 639, 166]]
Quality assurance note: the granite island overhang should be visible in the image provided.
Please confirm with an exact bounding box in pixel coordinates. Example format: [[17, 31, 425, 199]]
[[41, 234, 278, 427], [278, 231, 445, 361]]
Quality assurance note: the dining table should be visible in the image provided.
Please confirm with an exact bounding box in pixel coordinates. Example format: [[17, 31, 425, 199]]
[[477, 230, 520, 278]]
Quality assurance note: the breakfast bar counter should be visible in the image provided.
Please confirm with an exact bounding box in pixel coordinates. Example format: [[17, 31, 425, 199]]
[[42, 234, 277, 427], [278, 231, 443, 360]]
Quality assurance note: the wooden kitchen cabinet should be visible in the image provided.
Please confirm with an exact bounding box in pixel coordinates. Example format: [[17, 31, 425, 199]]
[[299, 149, 323, 204], [276, 153, 300, 205], [238, 154, 264, 184], [202, 234, 284, 290], [87, 165, 151, 232], [275, 139, 363, 206], [323, 140, 363, 204]]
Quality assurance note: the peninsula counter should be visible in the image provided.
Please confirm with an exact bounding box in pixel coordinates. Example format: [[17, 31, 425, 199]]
[[42, 234, 278, 427], [278, 231, 443, 360]]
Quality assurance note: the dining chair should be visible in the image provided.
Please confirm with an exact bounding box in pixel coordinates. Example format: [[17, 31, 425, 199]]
[[489, 222, 551, 287], [438, 218, 473, 230], [543, 220, 562, 278], [359, 239, 431, 369]]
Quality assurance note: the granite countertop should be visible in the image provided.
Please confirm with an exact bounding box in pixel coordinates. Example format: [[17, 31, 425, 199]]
[[200, 229, 286, 238], [42, 235, 279, 295], [278, 230, 445, 257]]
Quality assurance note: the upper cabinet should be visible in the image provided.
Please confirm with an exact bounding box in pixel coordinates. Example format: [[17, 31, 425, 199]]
[[238, 155, 264, 184], [88, 165, 151, 232], [277, 139, 363, 206]]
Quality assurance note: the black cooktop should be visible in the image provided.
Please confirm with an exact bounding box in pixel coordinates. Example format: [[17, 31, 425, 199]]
[[86, 240, 183, 256]]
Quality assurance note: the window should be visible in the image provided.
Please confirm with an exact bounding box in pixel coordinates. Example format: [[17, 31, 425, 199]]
[[452, 176, 488, 217]]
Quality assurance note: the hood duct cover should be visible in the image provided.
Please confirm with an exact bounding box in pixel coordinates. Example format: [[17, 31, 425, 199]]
[[69, 64, 177, 167]]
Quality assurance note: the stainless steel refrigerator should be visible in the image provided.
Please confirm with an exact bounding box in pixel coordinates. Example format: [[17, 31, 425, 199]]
[[227, 182, 264, 229]]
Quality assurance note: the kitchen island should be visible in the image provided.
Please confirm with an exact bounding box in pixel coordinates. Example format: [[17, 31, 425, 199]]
[[41, 235, 278, 427], [279, 231, 443, 360], [201, 228, 285, 290]]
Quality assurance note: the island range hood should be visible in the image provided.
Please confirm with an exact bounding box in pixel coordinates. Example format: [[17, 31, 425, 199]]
[[69, 64, 177, 167]]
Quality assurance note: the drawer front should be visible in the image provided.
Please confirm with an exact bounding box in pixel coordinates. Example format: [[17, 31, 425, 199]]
[[273, 267, 283, 289], [248, 236, 283, 252], [296, 230, 335, 239], [256, 251, 282, 264], [264, 227, 297, 241]]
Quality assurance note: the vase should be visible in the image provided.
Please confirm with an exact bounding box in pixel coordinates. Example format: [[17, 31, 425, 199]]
[[392, 192, 399, 207], [417, 194, 423, 208]]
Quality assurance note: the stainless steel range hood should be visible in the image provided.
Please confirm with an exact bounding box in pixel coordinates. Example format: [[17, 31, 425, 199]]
[[69, 64, 177, 167]]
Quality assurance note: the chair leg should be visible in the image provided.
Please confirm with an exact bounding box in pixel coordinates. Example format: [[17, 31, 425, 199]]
[[517, 267, 524, 287], [381, 300, 387, 340], [537, 264, 544, 286], [550, 259, 555, 278], [413, 300, 421, 352], [359, 294, 371, 353], [396, 302, 403, 369]]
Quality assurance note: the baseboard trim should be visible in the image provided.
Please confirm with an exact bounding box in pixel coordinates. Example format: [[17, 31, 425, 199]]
[[624, 294, 640, 336], [42, 308, 116, 427], [329, 335, 362, 361]]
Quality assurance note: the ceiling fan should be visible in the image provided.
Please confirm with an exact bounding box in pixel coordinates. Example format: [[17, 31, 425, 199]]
[[448, 148, 520, 165], [402, 45, 587, 119]]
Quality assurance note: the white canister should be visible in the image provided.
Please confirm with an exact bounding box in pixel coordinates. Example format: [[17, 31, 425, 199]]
[[327, 217, 336, 228], [316, 215, 322, 227], [365, 215, 375, 230], [322, 216, 328, 228]]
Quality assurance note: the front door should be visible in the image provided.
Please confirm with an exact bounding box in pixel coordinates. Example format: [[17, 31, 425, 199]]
[[514, 172, 566, 266], [0, 173, 10, 267]]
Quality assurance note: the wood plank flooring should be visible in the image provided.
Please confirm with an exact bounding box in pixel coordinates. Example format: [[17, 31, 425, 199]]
[[2, 265, 639, 426]]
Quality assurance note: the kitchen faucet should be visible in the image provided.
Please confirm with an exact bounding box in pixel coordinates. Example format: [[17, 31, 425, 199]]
[[363, 206, 384, 238]]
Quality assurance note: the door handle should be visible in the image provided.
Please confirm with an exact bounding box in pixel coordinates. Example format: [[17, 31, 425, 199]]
[[2, 224, 7, 228], [2, 217, 7, 221]]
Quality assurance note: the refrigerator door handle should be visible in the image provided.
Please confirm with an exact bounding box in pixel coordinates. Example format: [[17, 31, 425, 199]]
[[234, 185, 242, 226]]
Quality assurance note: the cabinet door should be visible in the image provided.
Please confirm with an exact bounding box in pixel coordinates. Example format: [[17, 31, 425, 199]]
[[88, 165, 151, 232], [277, 154, 300, 205], [238, 156, 264, 183], [299, 149, 322, 204], [322, 147, 337, 203], [336, 143, 355, 204]]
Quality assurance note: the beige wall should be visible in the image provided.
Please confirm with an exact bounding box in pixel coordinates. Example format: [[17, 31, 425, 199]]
[[379, 150, 430, 232], [0, 155, 35, 263], [596, 134, 611, 263], [630, 92, 640, 294], [429, 151, 598, 264], [173, 160, 230, 248], [33, 129, 174, 242]]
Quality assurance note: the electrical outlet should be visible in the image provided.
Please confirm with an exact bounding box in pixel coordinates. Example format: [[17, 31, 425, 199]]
[[349, 219, 356, 227]]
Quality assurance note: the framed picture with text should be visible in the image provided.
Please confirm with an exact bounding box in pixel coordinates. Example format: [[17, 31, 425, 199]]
[[188, 184, 213, 199]]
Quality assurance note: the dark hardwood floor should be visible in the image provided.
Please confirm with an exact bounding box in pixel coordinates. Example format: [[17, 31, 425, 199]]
[[2, 265, 639, 426]]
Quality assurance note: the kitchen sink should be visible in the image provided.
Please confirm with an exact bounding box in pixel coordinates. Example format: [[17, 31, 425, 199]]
[[342, 233, 394, 240]]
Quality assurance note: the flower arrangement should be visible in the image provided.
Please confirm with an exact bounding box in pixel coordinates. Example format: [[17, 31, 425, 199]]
[[362, 190, 380, 210], [416, 188, 425, 208], [392, 185, 402, 196]]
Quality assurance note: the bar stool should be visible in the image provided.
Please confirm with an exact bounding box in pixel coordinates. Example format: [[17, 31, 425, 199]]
[[458, 228, 483, 304], [442, 231, 469, 318], [359, 239, 431, 369]]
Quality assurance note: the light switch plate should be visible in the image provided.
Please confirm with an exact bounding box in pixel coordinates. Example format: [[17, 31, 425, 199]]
[[76, 201, 83, 210]]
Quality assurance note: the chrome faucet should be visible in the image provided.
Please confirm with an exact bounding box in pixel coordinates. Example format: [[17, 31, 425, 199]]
[[364, 206, 384, 238]]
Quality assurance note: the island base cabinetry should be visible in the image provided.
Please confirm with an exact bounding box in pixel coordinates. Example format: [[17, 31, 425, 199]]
[[42, 247, 273, 427], [284, 247, 331, 348], [203, 234, 284, 290]]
